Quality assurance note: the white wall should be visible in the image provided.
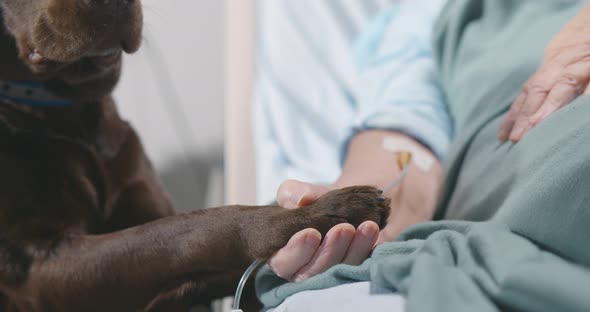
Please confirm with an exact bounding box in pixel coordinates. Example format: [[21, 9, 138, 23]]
[[114, 0, 224, 209]]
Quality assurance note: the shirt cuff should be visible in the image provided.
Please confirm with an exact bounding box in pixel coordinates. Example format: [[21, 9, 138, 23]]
[[340, 108, 453, 166]]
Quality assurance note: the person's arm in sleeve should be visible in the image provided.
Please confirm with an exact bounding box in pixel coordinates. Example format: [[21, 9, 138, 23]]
[[347, 0, 452, 162], [270, 0, 454, 282]]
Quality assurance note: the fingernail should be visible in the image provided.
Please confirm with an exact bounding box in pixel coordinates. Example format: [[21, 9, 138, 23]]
[[497, 129, 508, 141], [278, 189, 297, 208], [376, 196, 386, 204], [510, 127, 525, 141], [342, 226, 355, 239], [305, 231, 321, 246], [360, 223, 377, 238], [296, 192, 313, 207]]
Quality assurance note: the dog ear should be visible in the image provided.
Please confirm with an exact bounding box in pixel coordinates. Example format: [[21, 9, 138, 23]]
[[0, 234, 31, 286]]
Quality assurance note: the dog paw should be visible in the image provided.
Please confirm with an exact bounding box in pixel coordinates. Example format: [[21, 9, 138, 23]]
[[302, 186, 390, 231], [245, 186, 391, 260]]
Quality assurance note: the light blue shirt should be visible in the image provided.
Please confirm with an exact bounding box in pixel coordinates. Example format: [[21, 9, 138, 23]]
[[254, 0, 452, 204]]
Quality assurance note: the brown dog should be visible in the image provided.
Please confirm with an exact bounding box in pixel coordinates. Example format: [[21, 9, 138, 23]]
[[0, 1, 389, 311]]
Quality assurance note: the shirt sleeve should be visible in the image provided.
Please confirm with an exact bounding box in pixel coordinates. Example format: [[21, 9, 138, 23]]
[[348, 0, 453, 160]]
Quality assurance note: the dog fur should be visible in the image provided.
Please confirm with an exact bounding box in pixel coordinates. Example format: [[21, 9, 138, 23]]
[[0, 1, 389, 311]]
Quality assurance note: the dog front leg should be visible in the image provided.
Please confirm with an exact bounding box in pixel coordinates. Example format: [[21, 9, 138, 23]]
[[27, 206, 273, 312], [25, 186, 388, 311]]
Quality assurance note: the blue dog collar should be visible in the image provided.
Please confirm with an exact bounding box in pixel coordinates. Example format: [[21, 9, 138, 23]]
[[0, 80, 72, 107]]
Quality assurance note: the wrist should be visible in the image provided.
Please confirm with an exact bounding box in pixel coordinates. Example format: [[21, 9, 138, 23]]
[[334, 130, 432, 189], [333, 130, 442, 238]]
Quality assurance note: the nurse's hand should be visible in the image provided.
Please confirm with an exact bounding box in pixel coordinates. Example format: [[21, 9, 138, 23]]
[[498, 4, 590, 142], [268, 180, 381, 282]]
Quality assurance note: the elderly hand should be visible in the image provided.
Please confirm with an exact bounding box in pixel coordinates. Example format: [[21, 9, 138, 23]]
[[498, 6, 590, 142], [267, 180, 382, 282], [267, 131, 441, 282], [269, 167, 440, 281]]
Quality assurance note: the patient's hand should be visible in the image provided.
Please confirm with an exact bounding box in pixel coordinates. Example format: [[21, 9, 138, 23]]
[[498, 4, 590, 142], [268, 180, 381, 282], [269, 173, 439, 281], [269, 132, 441, 282]]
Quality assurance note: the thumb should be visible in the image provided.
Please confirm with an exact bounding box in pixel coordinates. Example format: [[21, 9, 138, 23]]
[[276, 180, 333, 209]]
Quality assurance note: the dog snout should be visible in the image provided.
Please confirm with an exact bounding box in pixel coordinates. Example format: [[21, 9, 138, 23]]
[[82, 0, 143, 54]]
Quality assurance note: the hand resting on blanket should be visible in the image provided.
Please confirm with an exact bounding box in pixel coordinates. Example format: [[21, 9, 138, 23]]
[[269, 131, 442, 282], [498, 1, 590, 142]]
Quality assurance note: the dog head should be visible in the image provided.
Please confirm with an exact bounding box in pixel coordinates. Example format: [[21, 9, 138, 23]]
[[0, 0, 143, 98]]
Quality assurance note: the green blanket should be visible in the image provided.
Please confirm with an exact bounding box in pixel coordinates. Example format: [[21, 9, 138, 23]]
[[256, 1, 590, 311]]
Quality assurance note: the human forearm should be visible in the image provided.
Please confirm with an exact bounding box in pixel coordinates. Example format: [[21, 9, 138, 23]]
[[335, 130, 442, 239], [270, 130, 443, 281]]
